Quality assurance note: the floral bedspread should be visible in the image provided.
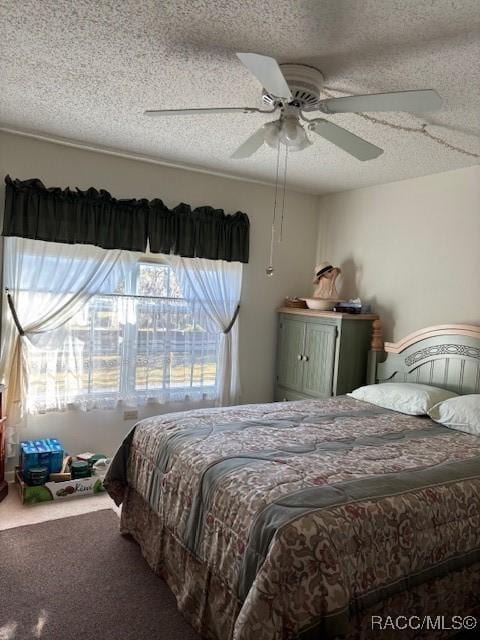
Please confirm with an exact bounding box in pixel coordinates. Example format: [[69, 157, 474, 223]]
[[105, 396, 480, 639]]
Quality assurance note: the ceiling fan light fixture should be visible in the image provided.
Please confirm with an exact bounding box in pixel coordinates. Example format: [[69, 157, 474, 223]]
[[281, 118, 310, 151], [264, 118, 310, 150], [288, 133, 312, 152], [264, 122, 282, 149], [282, 117, 301, 142]]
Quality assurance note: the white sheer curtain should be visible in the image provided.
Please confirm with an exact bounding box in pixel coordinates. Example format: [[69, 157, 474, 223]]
[[167, 256, 242, 406], [0, 237, 136, 453]]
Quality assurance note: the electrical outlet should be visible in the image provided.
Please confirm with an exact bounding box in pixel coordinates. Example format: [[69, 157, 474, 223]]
[[123, 409, 138, 421]]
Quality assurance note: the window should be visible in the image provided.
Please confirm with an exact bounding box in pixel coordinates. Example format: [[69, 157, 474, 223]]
[[26, 260, 219, 412]]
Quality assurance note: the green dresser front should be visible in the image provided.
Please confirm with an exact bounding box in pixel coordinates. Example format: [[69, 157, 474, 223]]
[[302, 322, 337, 397], [275, 310, 375, 401], [276, 316, 306, 393]]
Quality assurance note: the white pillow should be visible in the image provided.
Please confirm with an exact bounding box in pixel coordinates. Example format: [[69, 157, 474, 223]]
[[428, 395, 480, 435], [348, 383, 458, 415]]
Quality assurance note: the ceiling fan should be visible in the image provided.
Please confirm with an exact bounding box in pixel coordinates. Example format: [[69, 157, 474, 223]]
[[145, 53, 442, 161]]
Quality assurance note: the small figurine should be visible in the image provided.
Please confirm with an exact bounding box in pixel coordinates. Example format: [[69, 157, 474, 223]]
[[312, 262, 342, 299]]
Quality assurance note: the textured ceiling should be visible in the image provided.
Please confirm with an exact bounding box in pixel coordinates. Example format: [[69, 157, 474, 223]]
[[1, 0, 479, 194]]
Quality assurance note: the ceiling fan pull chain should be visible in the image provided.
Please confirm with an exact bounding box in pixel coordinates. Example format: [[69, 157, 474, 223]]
[[266, 141, 282, 277], [279, 144, 289, 243]]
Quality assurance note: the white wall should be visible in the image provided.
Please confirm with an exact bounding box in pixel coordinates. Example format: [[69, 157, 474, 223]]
[[317, 165, 480, 341], [0, 130, 319, 465]]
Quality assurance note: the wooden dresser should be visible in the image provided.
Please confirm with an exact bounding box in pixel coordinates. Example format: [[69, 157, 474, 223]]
[[0, 386, 7, 502], [275, 308, 378, 401]]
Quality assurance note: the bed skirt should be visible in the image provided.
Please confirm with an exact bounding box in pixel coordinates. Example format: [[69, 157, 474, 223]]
[[120, 486, 242, 640], [120, 486, 480, 640]]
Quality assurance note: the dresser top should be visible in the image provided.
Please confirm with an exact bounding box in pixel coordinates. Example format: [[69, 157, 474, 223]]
[[278, 307, 379, 321]]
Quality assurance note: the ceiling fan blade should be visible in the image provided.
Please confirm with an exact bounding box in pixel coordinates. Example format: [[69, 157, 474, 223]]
[[236, 53, 292, 100], [319, 89, 442, 114], [144, 107, 265, 116], [231, 126, 266, 159], [309, 119, 383, 161]]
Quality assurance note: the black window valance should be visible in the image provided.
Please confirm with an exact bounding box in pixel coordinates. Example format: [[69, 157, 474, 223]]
[[3, 175, 250, 263]]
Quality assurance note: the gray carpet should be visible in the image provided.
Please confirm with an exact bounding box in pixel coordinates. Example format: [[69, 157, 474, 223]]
[[0, 509, 201, 639]]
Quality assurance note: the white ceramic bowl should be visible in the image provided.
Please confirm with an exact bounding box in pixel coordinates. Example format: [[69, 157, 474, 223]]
[[302, 298, 337, 311]]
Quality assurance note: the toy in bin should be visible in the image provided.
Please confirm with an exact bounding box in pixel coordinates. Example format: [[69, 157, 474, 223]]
[[26, 466, 49, 486], [71, 460, 91, 479], [20, 438, 64, 476]]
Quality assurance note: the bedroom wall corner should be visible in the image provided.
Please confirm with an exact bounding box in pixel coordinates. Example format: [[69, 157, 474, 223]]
[[316, 164, 480, 341]]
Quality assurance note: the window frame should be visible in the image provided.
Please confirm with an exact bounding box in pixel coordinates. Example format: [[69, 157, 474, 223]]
[[24, 256, 219, 411]]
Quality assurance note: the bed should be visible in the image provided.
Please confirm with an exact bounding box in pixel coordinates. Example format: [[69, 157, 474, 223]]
[[105, 323, 480, 639]]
